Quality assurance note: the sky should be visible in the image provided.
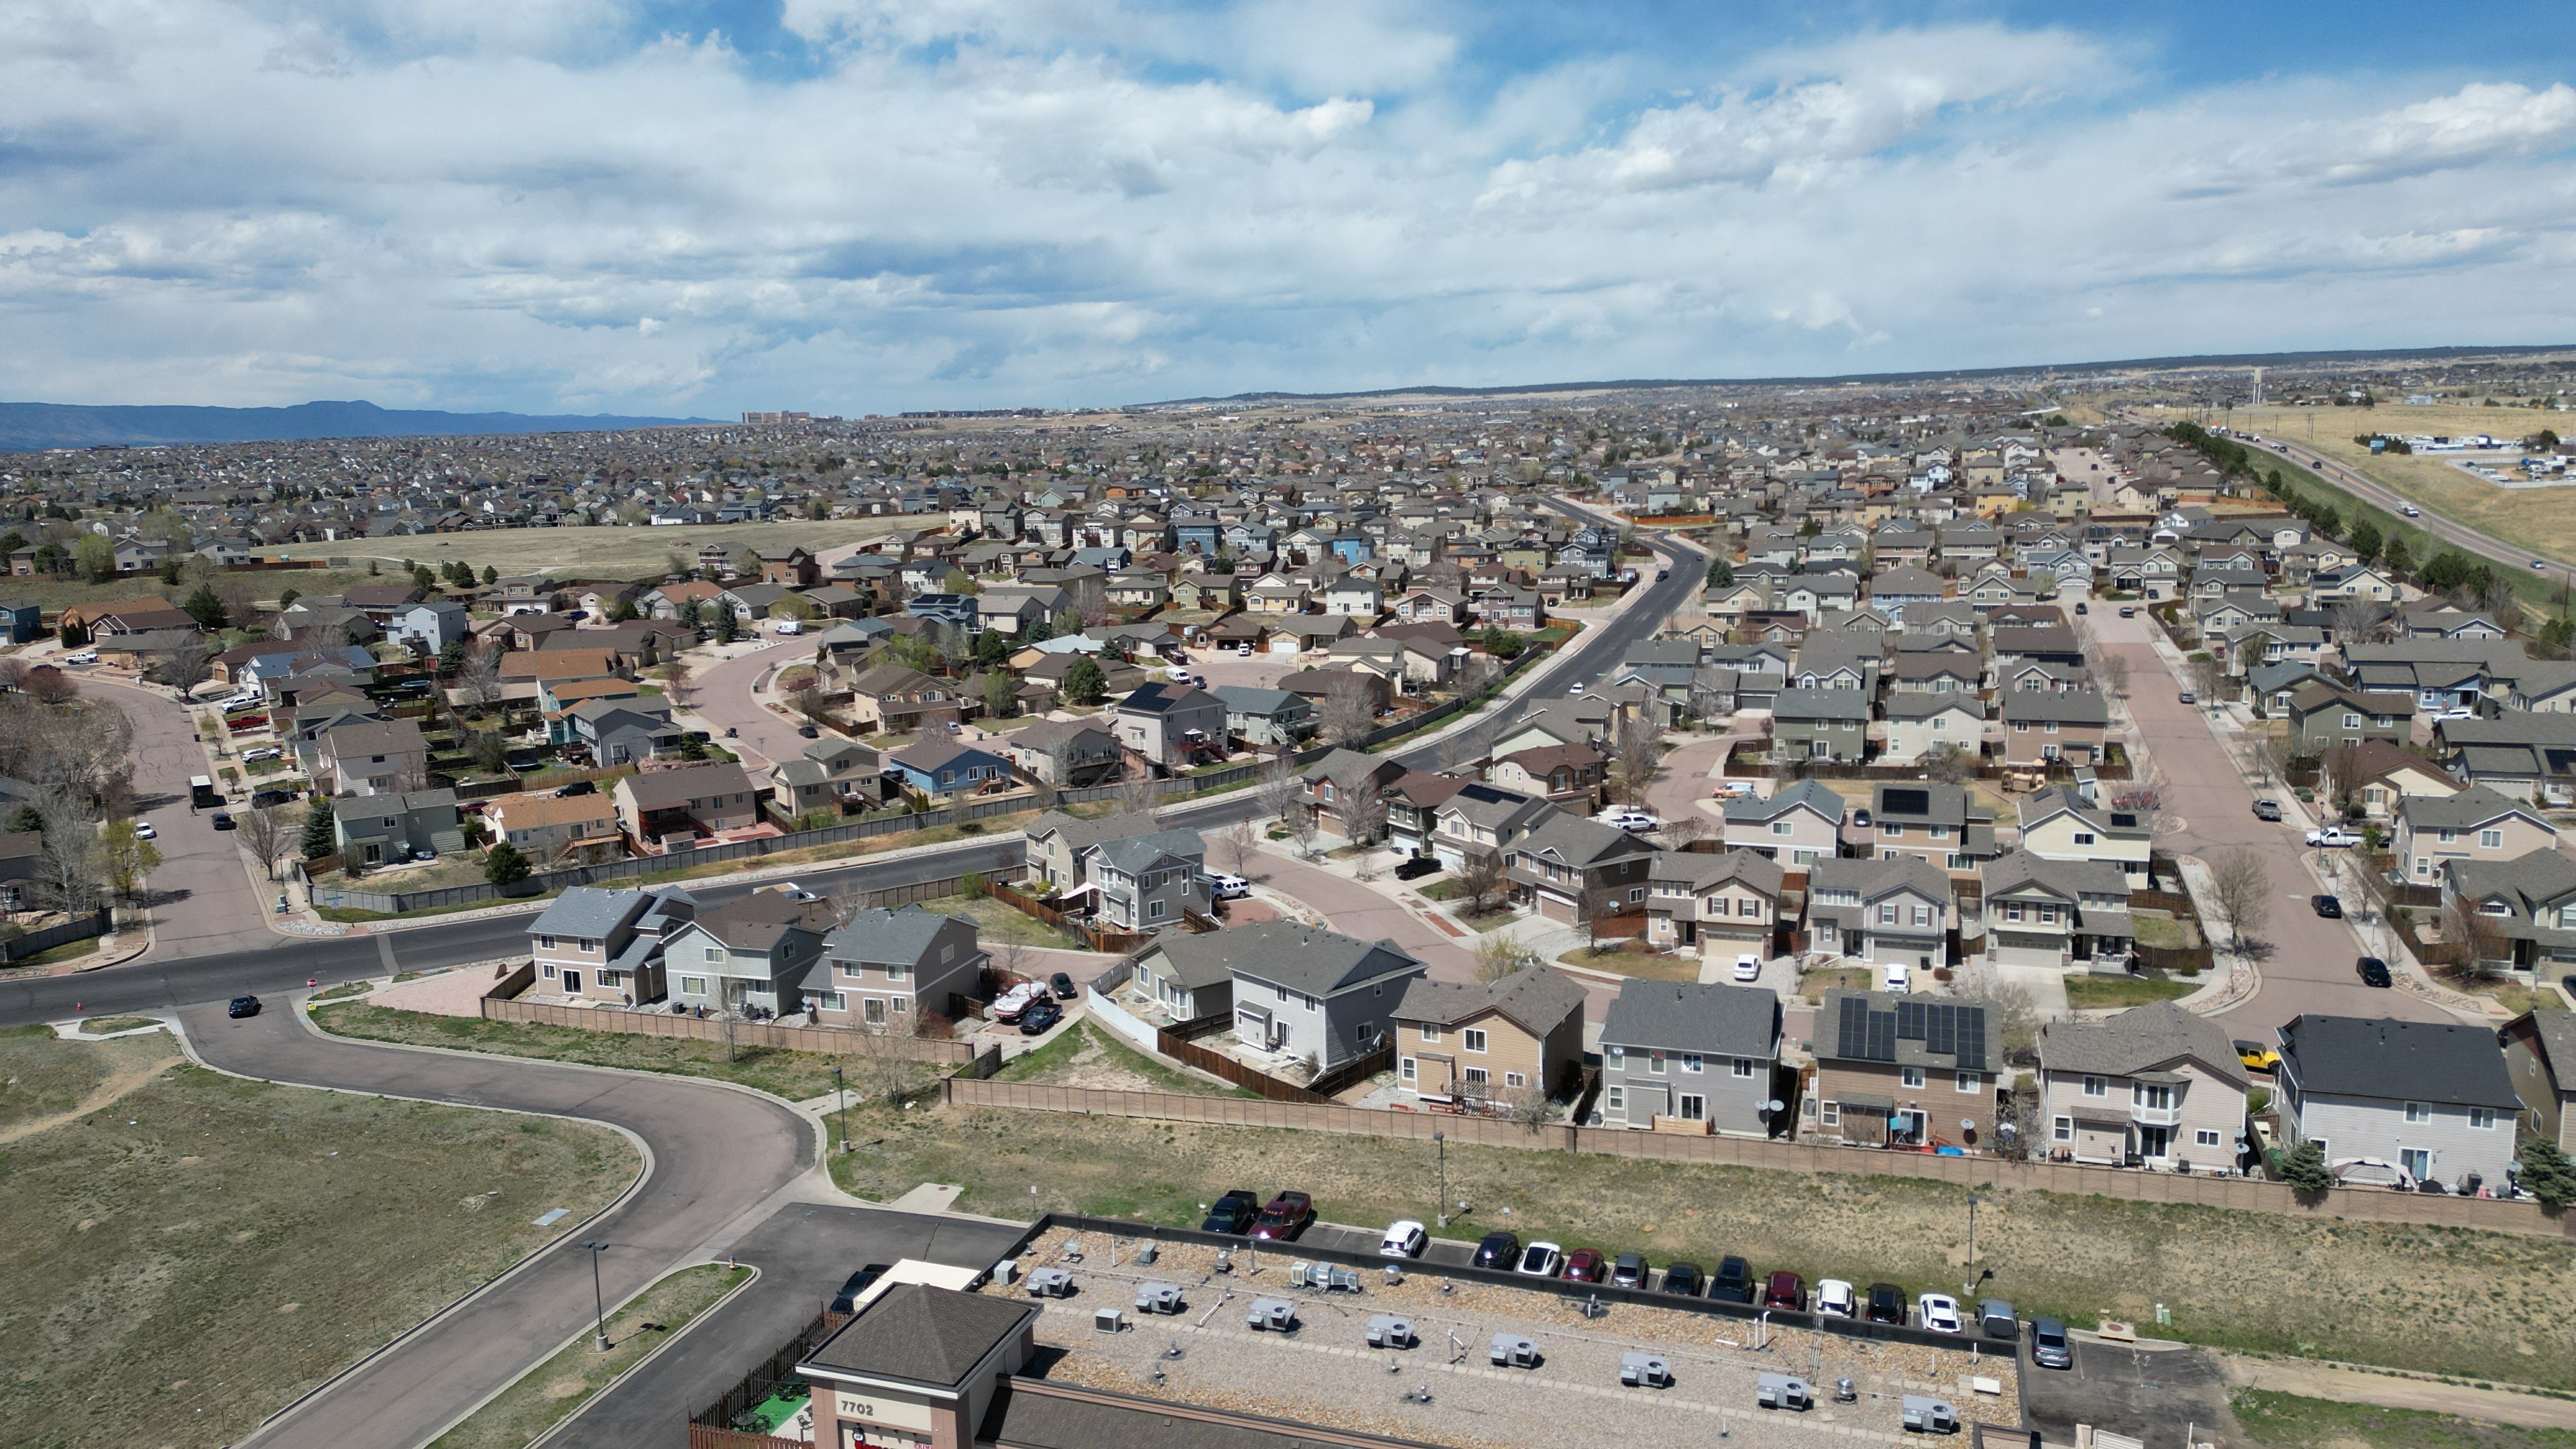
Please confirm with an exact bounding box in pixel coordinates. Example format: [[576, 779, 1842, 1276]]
[[3, 1, 2574, 416]]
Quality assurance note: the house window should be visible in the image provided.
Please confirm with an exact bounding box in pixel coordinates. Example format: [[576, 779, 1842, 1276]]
[[1420, 1024, 1443, 1043], [1680, 1054, 1703, 1074], [1878, 903, 1898, 924], [705, 946, 723, 963], [1772, 820, 1793, 836], [1900, 1066, 1926, 1089], [2083, 1075, 2108, 1098], [2004, 902, 2023, 923], [1463, 1029, 1489, 1054], [1912, 905, 1931, 927], [2195, 1129, 2223, 1149], [864, 999, 888, 1025], [1149, 899, 1167, 920], [1505, 1071, 1527, 1089], [892, 998, 908, 1016], [2052, 1116, 2073, 1142], [1605, 1085, 1624, 1113], [1883, 823, 1904, 839], [2073, 832, 2095, 846], [1677, 1094, 1705, 1121], [1463, 1066, 1489, 1086], [1956, 1071, 1982, 1093], [540, 963, 556, 979], [1648, 1052, 1667, 1075], [680, 976, 706, 995], [1400, 1057, 1416, 1082], [2404, 1101, 2430, 1124], [1629, 887, 1646, 904], [2480, 829, 2503, 849], [814, 992, 846, 1013], [2467, 1107, 2497, 1130], [537, 934, 558, 950]]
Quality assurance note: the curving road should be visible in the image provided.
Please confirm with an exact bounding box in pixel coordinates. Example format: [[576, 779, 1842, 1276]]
[[184, 995, 817, 1449]]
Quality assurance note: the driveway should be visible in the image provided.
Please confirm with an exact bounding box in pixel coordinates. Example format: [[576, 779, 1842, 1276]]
[[183, 995, 816, 1449], [2084, 606, 2452, 1031], [91, 678, 279, 959]]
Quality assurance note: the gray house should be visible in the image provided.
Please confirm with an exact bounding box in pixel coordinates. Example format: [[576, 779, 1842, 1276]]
[[332, 788, 466, 867], [526, 884, 696, 1004], [1110, 682, 1229, 770], [813, 905, 986, 1032], [1087, 826, 1210, 933], [1221, 921, 1427, 1071], [2275, 1014, 2522, 1193], [1805, 855, 1954, 969], [661, 891, 829, 1017], [1597, 980, 1782, 1138], [1770, 686, 1873, 763], [1024, 809, 1163, 894], [1212, 684, 1316, 747], [1125, 931, 1240, 1021]]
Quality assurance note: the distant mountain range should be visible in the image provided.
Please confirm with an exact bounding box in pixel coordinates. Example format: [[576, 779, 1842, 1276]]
[[0, 399, 721, 452]]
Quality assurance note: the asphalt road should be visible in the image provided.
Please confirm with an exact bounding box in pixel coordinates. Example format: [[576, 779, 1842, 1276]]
[[184, 996, 817, 1449], [8, 502, 1699, 1030], [95, 677, 280, 956], [556, 1203, 1030, 1449]]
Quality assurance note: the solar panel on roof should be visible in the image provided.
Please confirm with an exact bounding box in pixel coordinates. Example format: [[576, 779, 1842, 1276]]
[[1867, 1011, 1897, 1062], [1837, 995, 1867, 1060], [1956, 1008, 1989, 1071], [1883, 786, 1931, 816], [1896, 999, 1926, 1041], [1926, 1003, 1956, 1057]]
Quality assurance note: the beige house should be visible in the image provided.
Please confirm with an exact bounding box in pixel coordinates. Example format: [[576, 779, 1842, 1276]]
[[486, 791, 624, 866], [2014, 788, 2153, 886], [1643, 848, 1784, 956], [313, 717, 431, 797], [2393, 785, 2559, 885], [1390, 966, 1588, 1107], [611, 760, 763, 848], [1809, 988, 2003, 1151], [2037, 1002, 2251, 1170], [2340, 739, 2463, 822]]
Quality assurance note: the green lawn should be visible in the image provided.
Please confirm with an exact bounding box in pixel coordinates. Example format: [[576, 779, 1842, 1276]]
[[2065, 974, 2196, 1009], [2230, 1388, 2576, 1449], [914, 893, 1087, 951], [2131, 912, 2193, 950], [429, 1264, 750, 1449], [6, 936, 102, 969]]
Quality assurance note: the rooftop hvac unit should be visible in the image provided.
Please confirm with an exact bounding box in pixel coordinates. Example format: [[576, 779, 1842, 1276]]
[[1489, 1335, 1540, 1369], [1248, 1298, 1298, 1332], [1365, 1315, 1414, 1350], [1756, 1373, 1812, 1411], [1619, 1353, 1673, 1389], [1133, 1282, 1185, 1315], [1093, 1307, 1125, 1333], [1324, 1266, 1362, 1293], [1025, 1268, 1075, 1298], [1903, 1396, 1961, 1434]]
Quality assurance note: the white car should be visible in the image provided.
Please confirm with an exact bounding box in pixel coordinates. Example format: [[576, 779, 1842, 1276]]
[[1204, 872, 1251, 901], [2304, 826, 2363, 848], [1235, 644, 1252, 657], [1882, 962, 1912, 993], [65, 651, 98, 665], [1513, 1241, 1564, 1278], [1814, 1278, 1857, 1318], [2431, 707, 2476, 723], [1601, 809, 1660, 832], [133, 822, 158, 840], [240, 746, 282, 763], [1917, 1292, 1964, 1335], [2402, 505, 2422, 518], [773, 882, 820, 902], [1379, 1220, 1427, 1258], [1732, 953, 1761, 983]]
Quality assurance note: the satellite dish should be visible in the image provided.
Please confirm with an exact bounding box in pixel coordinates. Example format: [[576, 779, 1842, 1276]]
[[1961, 1119, 1977, 1132]]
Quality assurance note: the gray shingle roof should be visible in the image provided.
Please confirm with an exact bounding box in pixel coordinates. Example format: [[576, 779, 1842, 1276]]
[[1723, 779, 1844, 825], [2038, 1002, 2249, 1085], [526, 885, 650, 941], [1153, 920, 1423, 997], [1092, 827, 1205, 876], [2399, 784, 2547, 832], [823, 904, 959, 966], [1391, 965, 1586, 1037], [802, 1283, 1034, 1388], [2278, 1014, 2520, 1108], [1599, 979, 1781, 1057]]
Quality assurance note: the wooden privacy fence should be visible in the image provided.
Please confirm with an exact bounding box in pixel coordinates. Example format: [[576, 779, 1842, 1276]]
[[986, 880, 1149, 954], [941, 1078, 2576, 1240], [689, 1307, 847, 1448], [484, 997, 981, 1064], [0, 908, 111, 964]]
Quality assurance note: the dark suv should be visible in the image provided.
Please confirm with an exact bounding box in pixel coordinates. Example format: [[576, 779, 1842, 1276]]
[[1708, 1256, 1755, 1304], [1473, 1231, 1520, 1268], [1659, 1261, 1705, 1297], [1866, 1282, 1907, 1325], [1200, 1190, 1261, 1234]]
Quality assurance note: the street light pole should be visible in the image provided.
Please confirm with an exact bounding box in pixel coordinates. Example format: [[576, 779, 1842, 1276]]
[[581, 1240, 610, 1352], [1434, 1132, 1447, 1229], [833, 1063, 848, 1154], [1963, 1195, 1979, 1300]]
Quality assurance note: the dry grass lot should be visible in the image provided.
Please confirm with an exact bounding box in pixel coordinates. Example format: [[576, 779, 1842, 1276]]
[[430, 1264, 749, 1449], [2230, 1388, 2576, 1449], [0, 1025, 634, 1449], [832, 1105, 2576, 1388], [2234, 402, 2576, 567], [372, 518, 908, 579]]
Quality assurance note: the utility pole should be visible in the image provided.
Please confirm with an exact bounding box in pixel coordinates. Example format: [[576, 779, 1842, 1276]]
[[582, 1240, 611, 1351], [834, 1063, 848, 1154], [1963, 1194, 1979, 1300], [1433, 1131, 1448, 1229]]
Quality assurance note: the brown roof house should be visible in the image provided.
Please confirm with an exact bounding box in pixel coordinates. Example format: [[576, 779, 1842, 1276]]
[[1391, 966, 1588, 1108], [612, 760, 763, 851], [1810, 988, 2004, 1152]]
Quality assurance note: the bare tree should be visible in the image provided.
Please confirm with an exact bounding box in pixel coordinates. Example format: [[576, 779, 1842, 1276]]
[[2200, 848, 2272, 958], [2442, 894, 2511, 981], [1664, 813, 1712, 852], [790, 680, 829, 725], [1456, 849, 1504, 915], [236, 804, 295, 883], [1503, 1082, 1557, 1131], [1951, 960, 2044, 1052], [1256, 749, 1301, 827], [1472, 933, 1543, 983], [1922, 743, 1977, 785], [1116, 755, 1161, 816], [2185, 654, 2223, 703], [1687, 674, 1733, 727], [2319, 743, 2368, 820], [1612, 712, 1664, 807], [2329, 597, 2380, 652], [1581, 882, 1623, 950], [1316, 677, 1377, 748], [149, 636, 215, 694], [459, 643, 505, 710], [1333, 770, 1386, 848], [2097, 652, 2131, 700], [1286, 791, 1320, 859], [1213, 820, 1254, 879]]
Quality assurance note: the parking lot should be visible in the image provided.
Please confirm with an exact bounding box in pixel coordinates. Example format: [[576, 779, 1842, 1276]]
[[2020, 1333, 2231, 1448]]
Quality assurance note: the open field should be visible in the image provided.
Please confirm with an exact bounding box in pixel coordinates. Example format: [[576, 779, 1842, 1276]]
[[2065, 973, 2196, 1009], [0, 1026, 634, 1449], [1557, 945, 1703, 981], [2231, 403, 2576, 571], [2231, 1388, 2576, 1449], [364, 518, 910, 579], [429, 1264, 749, 1449], [993, 1022, 1252, 1097], [311, 1002, 942, 1104], [831, 1103, 2576, 1388], [0, 568, 381, 618]]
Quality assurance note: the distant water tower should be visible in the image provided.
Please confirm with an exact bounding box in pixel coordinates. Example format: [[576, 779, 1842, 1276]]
[[2250, 367, 2264, 406]]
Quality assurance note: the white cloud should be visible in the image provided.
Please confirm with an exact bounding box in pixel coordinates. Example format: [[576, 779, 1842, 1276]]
[[0, 2, 2572, 413]]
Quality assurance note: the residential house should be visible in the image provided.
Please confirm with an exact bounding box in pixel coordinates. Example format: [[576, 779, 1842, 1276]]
[[1506, 813, 1658, 924], [525, 885, 696, 1004], [2441, 849, 2576, 975], [1721, 779, 1844, 866], [659, 891, 831, 1017], [845, 664, 963, 735], [390, 600, 470, 654], [1392, 967, 1588, 1107], [1770, 686, 1872, 763], [1643, 848, 1784, 956], [1087, 827, 1210, 933], [2392, 785, 2559, 885], [2274, 1014, 2521, 1193], [1979, 852, 2136, 970], [2037, 1002, 2251, 1170], [1999, 689, 2110, 767], [486, 790, 624, 866], [1110, 682, 1229, 771], [1210, 685, 1315, 749], [811, 906, 986, 1032], [2341, 739, 2463, 821], [1805, 855, 1954, 969], [611, 760, 763, 848], [312, 718, 431, 797], [1222, 921, 1428, 1071], [1867, 782, 1998, 876], [999, 717, 1124, 789], [1298, 747, 1412, 842], [1809, 988, 2003, 1150], [1597, 980, 1782, 1136], [884, 739, 1011, 798], [2015, 788, 2152, 885], [2500, 1009, 2576, 1153], [2284, 682, 2413, 754], [1124, 930, 1238, 1022], [1880, 693, 1986, 767], [1023, 809, 1162, 894], [1489, 743, 1604, 808], [331, 788, 466, 867]]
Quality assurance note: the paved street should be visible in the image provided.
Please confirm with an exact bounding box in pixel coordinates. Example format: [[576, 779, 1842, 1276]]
[[183, 995, 818, 1449], [2084, 604, 2452, 1031], [94, 678, 280, 958], [682, 639, 801, 770]]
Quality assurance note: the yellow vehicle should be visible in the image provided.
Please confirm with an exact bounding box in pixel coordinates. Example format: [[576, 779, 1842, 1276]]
[[2234, 1039, 2280, 1073]]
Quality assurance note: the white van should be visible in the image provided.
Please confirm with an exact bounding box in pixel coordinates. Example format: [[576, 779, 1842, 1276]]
[[774, 619, 803, 636]]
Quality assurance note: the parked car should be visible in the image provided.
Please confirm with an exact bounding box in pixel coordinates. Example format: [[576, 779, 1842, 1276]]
[[2177, 690, 2196, 705], [210, 811, 235, 830], [2312, 894, 2343, 919], [1881, 962, 1912, 994], [2119, 606, 2136, 618], [1200, 1190, 1261, 1234], [64, 650, 98, 664], [1733, 953, 1762, 983], [1473, 1231, 1520, 1268], [1979, 1298, 2019, 1340], [797, 724, 821, 739], [556, 780, 597, 797], [1204, 872, 1252, 900], [2251, 799, 2283, 822], [1601, 809, 1660, 832], [2031, 1315, 2073, 1368], [1514, 1241, 1565, 1278], [2356, 955, 2393, 988], [1814, 1278, 1857, 1318], [1016, 999, 1062, 1036], [250, 788, 297, 808], [1763, 1271, 1805, 1310], [1659, 1261, 1705, 1296], [1248, 1192, 1314, 1242], [240, 746, 282, 763], [1393, 857, 1441, 880], [1850, 808, 1873, 829], [1866, 1282, 1907, 1325], [2305, 826, 2363, 848], [1379, 1220, 1427, 1258], [2234, 1039, 2281, 1073], [1048, 971, 1077, 999], [1917, 1293, 1964, 1334], [989, 981, 1046, 1022], [828, 1263, 893, 1314], [1560, 1249, 1607, 1284], [1708, 1256, 1755, 1304], [2073, 601, 2087, 615], [1611, 1253, 1650, 1289], [132, 822, 157, 840], [227, 995, 261, 1018], [2432, 707, 2476, 723]]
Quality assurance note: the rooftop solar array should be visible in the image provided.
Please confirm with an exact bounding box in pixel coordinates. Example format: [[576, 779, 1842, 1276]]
[[1832, 995, 1988, 1070]]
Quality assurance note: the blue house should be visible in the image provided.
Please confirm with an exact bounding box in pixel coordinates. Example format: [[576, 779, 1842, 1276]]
[[1328, 534, 1374, 565], [0, 599, 43, 645], [885, 739, 1011, 797], [1175, 520, 1222, 555]]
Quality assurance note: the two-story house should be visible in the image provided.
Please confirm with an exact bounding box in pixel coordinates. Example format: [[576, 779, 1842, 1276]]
[[2037, 1001, 2252, 1170], [1024, 809, 1162, 894], [1506, 813, 1659, 924], [1867, 782, 1997, 877], [1642, 848, 1784, 957], [2274, 1013, 2522, 1193], [2500, 1008, 2576, 1154], [844, 664, 963, 735], [1810, 988, 2003, 1151], [1124, 930, 1238, 1022], [313, 717, 431, 797], [1805, 855, 1953, 969], [484, 789, 622, 866], [1390, 966, 1588, 1108], [1222, 922, 1427, 1071], [2441, 848, 2576, 975], [1980, 852, 2136, 970], [811, 905, 986, 1032], [1087, 826, 1210, 933], [2284, 681, 2414, 755], [659, 890, 830, 1017], [1999, 689, 2110, 767], [2014, 788, 2153, 886], [332, 788, 468, 868], [1210, 685, 1315, 749], [1110, 682, 1229, 771], [1721, 780, 1845, 867], [1597, 979, 1782, 1137], [611, 760, 763, 849], [1489, 743, 1605, 809], [2393, 785, 2559, 886], [526, 884, 696, 1004], [1880, 694, 1986, 767]]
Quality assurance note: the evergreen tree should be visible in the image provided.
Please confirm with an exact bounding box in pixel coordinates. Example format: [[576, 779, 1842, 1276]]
[[483, 839, 533, 887], [1063, 656, 1107, 705], [300, 798, 337, 859], [181, 582, 228, 630], [2519, 1137, 2576, 1210], [2280, 1139, 2335, 1195], [482, 565, 499, 585], [1706, 556, 1735, 588]]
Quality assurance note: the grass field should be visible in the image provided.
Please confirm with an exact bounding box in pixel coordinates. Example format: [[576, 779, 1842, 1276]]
[[993, 1022, 1252, 1097], [2065, 974, 2196, 1009], [2229, 403, 2576, 574], [0, 1026, 634, 1449], [2230, 1388, 2576, 1449], [366, 518, 908, 579], [429, 1264, 750, 1449], [310, 1002, 941, 1104], [828, 1101, 2576, 1388], [913, 893, 1086, 951]]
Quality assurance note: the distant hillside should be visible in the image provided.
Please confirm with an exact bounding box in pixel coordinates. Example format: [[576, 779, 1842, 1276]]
[[0, 399, 721, 452]]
